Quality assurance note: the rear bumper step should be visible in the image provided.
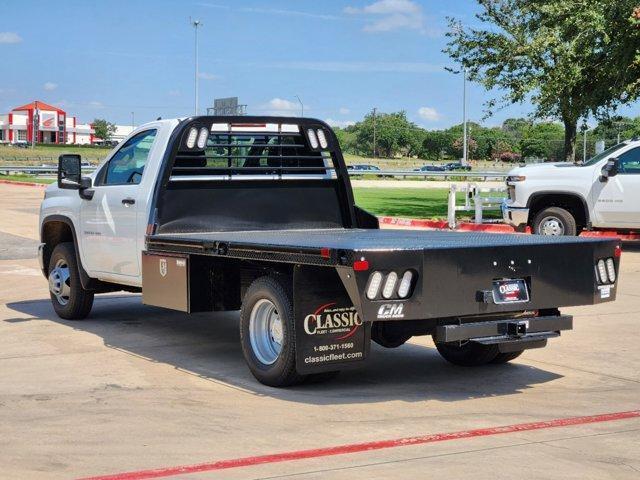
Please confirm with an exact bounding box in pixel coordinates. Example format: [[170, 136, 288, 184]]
[[434, 314, 572, 351]]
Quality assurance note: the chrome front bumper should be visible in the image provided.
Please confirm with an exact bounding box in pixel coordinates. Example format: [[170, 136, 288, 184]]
[[502, 201, 529, 228]]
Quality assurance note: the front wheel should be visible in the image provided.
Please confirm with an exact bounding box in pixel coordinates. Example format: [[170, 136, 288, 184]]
[[532, 207, 577, 236], [240, 276, 305, 387], [48, 242, 94, 320]]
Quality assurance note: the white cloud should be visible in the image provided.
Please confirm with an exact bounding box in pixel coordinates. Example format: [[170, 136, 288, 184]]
[[43, 82, 58, 91], [261, 98, 303, 115], [339, 107, 351, 115], [0, 32, 22, 44], [198, 72, 220, 80], [418, 106, 441, 121], [345, 0, 427, 34], [325, 118, 356, 128]]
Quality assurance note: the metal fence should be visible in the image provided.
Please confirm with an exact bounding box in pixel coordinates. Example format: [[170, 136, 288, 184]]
[[447, 183, 507, 228]]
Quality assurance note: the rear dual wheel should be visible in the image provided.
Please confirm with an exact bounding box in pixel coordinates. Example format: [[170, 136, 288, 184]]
[[239, 275, 339, 387], [434, 340, 523, 366]]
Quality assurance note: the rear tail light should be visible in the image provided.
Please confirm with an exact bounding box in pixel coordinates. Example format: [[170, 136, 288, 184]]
[[366, 272, 383, 299], [596, 257, 617, 284], [397, 271, 414, 298], [365, 270, 416, 300], [382, 272, 398, 299], [597, 260, 607, 284], [606, 258, 616, 283]]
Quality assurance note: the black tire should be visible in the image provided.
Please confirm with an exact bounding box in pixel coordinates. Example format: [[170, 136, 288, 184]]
[[240, 275, 305, 387], [532, 207, 577, 236], [371, 322, 411, 348], [490, 350, 524, 364], [48, 242, 94, 320], [434, 341, 499, 367]]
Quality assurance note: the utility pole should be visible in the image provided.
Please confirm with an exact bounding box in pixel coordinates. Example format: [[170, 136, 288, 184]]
[[372, 107, 377, 158], [295, 95, 304, 117], [190, 18, 203, 115], [32, 100, 38, 149], [462, 67, 468, 166], [582, 120, 588, 162]]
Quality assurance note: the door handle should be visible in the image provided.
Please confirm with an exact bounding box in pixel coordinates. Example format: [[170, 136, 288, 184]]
[[122, 198, 136, 206]]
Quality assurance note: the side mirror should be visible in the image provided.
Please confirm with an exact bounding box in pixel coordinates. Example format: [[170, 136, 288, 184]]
[[58, 154, 93, 198], [58, 154, 83, 189], [600, 158, 620, 182]]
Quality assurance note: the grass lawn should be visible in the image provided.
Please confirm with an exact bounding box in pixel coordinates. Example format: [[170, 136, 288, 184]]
[[0, 144, 111, 165], [353, 187, 504, 220], [0, 174, 55, 184]]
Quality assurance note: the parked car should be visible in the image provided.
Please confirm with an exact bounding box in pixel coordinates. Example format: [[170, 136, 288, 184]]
[[503, 140, 640, 235], [444, 162, 472, 171], [414, 165, 445, 172], [39, 116, 620, 387], [347, 164, 384, 177]]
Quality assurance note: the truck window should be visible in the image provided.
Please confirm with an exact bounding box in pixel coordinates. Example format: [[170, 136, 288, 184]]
[[102, 130, 157, 185], [581, 143, 627, 167], [618, 147, 640, 174]]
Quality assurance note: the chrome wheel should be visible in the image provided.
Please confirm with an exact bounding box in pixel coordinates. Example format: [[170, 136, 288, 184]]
[[539, 216, 565, 236], [249, 299, 284, 365], [49, 258, 71, 306]]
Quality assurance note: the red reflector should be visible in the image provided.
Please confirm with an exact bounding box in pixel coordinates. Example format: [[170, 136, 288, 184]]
[[320, 247, 331, 259], [615, 245, 622, 258], [353, 260, 369, 271]]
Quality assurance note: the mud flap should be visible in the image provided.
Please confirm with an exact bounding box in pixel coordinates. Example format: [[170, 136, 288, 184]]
[[294, 265, 371, 375]]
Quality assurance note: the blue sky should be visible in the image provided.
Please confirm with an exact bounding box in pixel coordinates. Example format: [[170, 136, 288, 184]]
[[2, 0, 639, 129]]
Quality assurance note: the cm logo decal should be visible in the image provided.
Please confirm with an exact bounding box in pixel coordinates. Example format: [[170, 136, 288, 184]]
[[377, 303, 404, 319]]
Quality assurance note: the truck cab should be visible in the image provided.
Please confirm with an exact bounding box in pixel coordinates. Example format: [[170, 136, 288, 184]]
[[503, 140, 640, 235]]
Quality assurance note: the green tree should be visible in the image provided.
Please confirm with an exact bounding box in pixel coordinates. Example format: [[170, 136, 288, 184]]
[[355, 111, 420, 158], [520, 122, 565, 160], [445, 1, 640, 162], [93, 118, 117, 141]]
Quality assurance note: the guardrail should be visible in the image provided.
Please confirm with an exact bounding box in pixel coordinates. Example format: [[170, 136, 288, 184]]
[[0, 166, 510, 181], [348, 169, 509, 180]]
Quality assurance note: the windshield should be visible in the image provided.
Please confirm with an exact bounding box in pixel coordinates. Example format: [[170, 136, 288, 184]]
[[581, 143, 627, 167]]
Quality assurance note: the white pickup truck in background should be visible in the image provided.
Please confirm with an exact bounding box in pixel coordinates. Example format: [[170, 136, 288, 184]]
[[502, 140, 640, 235]]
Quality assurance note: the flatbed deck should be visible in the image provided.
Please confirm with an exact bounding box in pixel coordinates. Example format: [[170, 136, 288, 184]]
[[147, 228, 613, 266]]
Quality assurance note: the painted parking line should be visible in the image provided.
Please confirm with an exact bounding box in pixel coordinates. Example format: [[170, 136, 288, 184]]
[[79, 410, 640, 480]]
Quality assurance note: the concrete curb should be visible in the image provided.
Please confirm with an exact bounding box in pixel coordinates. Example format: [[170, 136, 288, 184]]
[[0, 179, 48, 188], [379, 216, 521, 233]]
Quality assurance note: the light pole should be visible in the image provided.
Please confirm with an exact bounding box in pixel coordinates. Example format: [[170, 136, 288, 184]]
[[294, 95, 304, 117], [582, 120, 588, 162], [190, 18, 203, 115], [462, 67, 468, 166], [372, 107, 377, 158]]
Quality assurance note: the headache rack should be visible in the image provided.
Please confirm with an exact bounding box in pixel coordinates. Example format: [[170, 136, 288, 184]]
[[168, 119, 342, 182]]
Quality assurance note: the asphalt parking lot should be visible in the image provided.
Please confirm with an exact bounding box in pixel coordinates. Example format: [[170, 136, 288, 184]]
[[1, 182, 639, 479]]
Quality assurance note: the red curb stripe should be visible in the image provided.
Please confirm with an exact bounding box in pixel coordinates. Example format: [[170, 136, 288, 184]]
[[0, 179, 48, 188], [79, 410, 640, 480]]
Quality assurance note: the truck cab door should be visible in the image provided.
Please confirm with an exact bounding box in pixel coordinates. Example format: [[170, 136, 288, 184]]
[[80, 129, 158, 280], [592, 147, 640, 228]]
